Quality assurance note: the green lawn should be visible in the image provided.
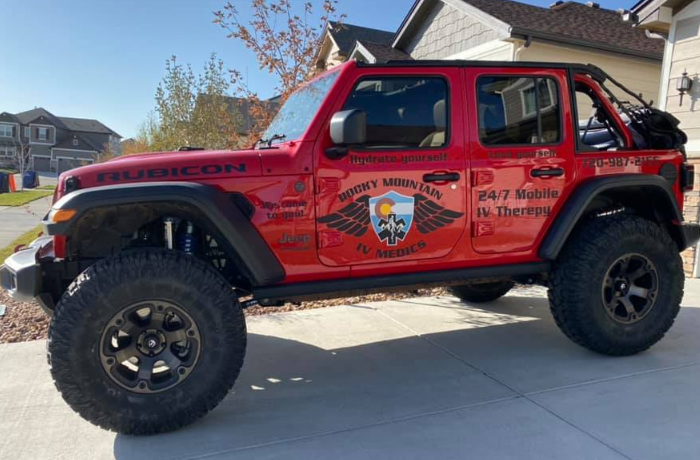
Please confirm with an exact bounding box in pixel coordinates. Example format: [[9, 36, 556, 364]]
[[0, 225, 44, 264], [0, 190, 53, 206]]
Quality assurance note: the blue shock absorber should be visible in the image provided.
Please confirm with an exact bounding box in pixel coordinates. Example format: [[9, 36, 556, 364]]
[[179, 221, 197, 254]]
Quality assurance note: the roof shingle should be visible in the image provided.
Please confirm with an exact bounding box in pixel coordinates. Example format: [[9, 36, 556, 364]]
[[356, 40, 412, 63], [461, 0, 664, 58], [328, 21, 396, 55]]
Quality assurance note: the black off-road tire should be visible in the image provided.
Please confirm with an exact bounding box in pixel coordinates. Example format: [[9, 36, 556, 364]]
[[549, 215, 683, 356], [449, 280, 515, 303], [48, 249, 247, 435]]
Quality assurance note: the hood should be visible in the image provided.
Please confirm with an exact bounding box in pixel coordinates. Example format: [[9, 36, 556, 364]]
[[56, 149, 263, 197]]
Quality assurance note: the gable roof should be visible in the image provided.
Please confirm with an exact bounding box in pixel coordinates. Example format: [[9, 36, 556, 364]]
[[58, 116, 120, 137], [328, 21, 396, 56], [395, 0, 664, 60], [16, 107, 68, 129], [351, 40, 413, 63], [0, 112, 19, 124], [467, 0, 664, 58], [13, 107, 120, 137]]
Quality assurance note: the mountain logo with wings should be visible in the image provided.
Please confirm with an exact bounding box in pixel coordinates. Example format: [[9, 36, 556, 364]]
[[318, 190, 464, 246], [369, 191, 414, 246]]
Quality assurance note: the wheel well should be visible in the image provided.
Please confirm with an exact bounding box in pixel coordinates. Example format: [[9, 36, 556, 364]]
[[64, 202, 253, 290], [572, 186, 684, 250]]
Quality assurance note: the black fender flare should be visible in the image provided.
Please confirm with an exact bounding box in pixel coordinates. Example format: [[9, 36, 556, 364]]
[[45, 182, 285, 286], [539, 174, 685, 260]]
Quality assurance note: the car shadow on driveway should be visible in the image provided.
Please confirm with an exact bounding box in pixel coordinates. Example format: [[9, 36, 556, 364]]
[[111, 294, 700, 460]]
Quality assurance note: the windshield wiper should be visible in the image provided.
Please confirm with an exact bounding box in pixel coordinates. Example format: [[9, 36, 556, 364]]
[[256, 133, 287, 149]]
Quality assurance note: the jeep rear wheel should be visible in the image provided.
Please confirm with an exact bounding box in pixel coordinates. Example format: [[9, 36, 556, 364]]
[[549, 215, 683, 356], [48, 249, 246, 435], [449, 280, 514, 303]]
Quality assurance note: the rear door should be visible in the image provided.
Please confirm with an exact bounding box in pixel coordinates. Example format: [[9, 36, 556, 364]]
[[315, 67, 468, 266], [465, 68, 576, 254]]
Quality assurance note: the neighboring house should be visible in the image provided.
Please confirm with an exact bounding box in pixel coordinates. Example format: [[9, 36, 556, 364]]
[[632, 0, 700, 275], [315, 21, 411, 71], [391, 0, 665, 103], [0, 107, 121, 173]]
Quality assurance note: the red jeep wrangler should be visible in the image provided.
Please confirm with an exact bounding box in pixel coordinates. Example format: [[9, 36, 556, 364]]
[[1, 60, 697, 435]]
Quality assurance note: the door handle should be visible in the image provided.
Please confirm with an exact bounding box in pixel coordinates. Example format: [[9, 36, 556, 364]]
[[423, 172, 460, 183], [530, 167, 564, 178]]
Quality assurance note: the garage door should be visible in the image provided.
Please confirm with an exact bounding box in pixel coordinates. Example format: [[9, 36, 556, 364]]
[[57, 158, 93, 173], [32, 157, 52, 172]]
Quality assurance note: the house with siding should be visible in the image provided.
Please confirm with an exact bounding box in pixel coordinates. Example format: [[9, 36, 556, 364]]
[[316, 1, 665, 107], [631, 0, 700, 276], [0, 107, 121, 173], [391, 0, 665, 103]]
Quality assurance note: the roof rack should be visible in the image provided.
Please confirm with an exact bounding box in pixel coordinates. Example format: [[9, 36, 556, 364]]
[[362, 59, 653, 112]]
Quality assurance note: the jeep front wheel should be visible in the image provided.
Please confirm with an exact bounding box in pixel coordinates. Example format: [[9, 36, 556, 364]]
[[449, 280, 515, 303], [48, 249, 246, 435], [549, 215, 683, 356]]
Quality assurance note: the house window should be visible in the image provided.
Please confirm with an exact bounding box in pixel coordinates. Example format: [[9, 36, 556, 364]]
[[37, 127, 49, 141], [341, 76, 449, 149], [477, 76, 561, 145], [24, 127, 30, 139], [0, 146, 16, 157], [0, 124, 13, 137], [72, 139, 79, 146]]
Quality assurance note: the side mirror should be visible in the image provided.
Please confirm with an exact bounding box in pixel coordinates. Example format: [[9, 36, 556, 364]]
[[330, 109, 366, 146]]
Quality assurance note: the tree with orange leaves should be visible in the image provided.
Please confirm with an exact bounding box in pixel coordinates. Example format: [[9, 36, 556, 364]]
[[214, 0, 343, 144]]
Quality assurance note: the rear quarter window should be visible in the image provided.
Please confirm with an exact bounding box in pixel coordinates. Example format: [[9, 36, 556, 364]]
[[477, 76, 561, 146]]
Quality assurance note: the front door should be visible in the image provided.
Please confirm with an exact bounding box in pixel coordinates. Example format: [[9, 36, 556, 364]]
[[315, 68, 468, 267], [466, 69, 576, 254]]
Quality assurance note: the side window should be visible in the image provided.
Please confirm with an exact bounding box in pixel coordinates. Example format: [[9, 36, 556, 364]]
[[342, 77, 448, 149], [477, 76, 561, 145], [575, 82, 626, 151]]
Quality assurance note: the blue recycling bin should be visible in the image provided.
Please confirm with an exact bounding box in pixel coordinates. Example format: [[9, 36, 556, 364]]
[[22, 171, 39, 189], [0, 172, 8, 193]]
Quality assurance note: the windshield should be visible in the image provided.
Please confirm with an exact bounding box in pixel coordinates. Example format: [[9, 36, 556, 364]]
[[261, 69, 339, 145]]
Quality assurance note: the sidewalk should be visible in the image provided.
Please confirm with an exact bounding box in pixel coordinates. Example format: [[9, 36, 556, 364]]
[[0, 195, 53, 249], [2, 282, 700, 459]]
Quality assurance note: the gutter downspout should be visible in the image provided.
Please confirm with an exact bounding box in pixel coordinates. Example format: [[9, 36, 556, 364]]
[[513, 35, 532, 61]]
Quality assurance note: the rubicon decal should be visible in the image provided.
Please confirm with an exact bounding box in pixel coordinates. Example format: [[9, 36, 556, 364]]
[[96, 163, 246, 182], [319, 191, 463, 246]]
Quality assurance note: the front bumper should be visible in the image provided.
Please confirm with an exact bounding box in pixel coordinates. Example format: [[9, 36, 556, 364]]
[[0, 236, 53, 303], [681, 223, 700, 250]]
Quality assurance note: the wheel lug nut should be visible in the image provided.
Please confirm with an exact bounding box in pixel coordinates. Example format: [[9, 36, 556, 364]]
[[178, 367, 186, 375], [138, 382, 147, 389], [106, 358, 115, 366], [187, 330, 195, 337]]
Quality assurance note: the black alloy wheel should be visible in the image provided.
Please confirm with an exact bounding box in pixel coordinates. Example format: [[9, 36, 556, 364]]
[[99, 300, 201, 394], [601, 253, 658, 325]]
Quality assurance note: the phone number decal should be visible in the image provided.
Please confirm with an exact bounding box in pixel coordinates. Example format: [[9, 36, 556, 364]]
[[582, 156, 660, 168]]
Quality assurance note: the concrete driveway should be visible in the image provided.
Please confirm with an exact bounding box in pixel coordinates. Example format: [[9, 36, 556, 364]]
[[3, 281, 700, 459]]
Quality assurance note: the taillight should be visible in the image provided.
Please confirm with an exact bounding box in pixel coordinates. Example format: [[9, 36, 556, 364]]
[[681, 163, 695, 192], [53, 235, 67, 259]]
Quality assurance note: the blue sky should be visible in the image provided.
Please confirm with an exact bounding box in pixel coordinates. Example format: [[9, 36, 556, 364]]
[[0, 0, 629, 138]]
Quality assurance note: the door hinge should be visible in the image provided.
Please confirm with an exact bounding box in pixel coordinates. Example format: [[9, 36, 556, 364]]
[[472, 221, 494, 237], [318, 231, 343, 248], [316, 177, 340, 194], [472, 170, 494, 187]]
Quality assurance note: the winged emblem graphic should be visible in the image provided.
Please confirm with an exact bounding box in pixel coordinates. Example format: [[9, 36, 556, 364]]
[[319, 192, 464, 246]]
